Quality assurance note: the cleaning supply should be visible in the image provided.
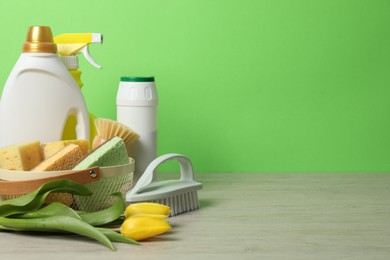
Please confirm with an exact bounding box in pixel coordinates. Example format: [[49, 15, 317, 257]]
[[0, 140, 42, 171], [92, 118, 139, 151], [73, 136, 129, 170], [0, 26, 90, 147], [42, 139, 89, 159], [32, 144, 84, 171], [126, 154, 202, 217], [116, 76, 158, 185], [53, 33, 103, 148]]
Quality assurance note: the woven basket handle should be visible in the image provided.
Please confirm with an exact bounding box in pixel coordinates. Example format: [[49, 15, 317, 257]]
[[0, 167, 100, 195]]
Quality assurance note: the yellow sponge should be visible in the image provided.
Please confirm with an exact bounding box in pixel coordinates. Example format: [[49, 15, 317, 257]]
[[42, 139, 89, 159], [0, 140, 42, 170], [32, 144, 84, 171]]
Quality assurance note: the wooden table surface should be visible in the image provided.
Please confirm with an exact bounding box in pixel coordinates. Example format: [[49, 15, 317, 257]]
[[1, 172, 390, 259]]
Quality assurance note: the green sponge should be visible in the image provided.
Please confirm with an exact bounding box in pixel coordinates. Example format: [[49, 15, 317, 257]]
[[73, 136, 129, 170]]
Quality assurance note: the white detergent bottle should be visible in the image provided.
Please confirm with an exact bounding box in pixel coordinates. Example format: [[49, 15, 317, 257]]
[[0, 26, 89, 147], [116, 76, 158, 184]]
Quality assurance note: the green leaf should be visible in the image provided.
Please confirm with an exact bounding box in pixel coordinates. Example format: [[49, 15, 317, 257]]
[[1, 190, 55, 217], [0, 225, 19, 231], [0, 180, 92, 217], [0, 215, 115, 251], [16, 202, 81, 220], [79, 192, 125, 227]]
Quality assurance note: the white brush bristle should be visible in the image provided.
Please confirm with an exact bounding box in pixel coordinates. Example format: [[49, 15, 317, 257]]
[[150, 191, 200, 217]]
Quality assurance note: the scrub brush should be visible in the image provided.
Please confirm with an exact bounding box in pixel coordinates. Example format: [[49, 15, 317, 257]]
[[126, 153, 203, 217], [92, 118, 139, 150]]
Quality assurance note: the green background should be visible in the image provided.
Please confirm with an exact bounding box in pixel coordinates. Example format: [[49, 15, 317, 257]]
[[0, 0, 389, 172]]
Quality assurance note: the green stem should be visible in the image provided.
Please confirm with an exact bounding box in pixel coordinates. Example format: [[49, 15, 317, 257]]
[[98, 228, 140, 245]]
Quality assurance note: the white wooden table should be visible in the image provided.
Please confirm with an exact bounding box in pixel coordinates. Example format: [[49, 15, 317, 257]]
[[1, 172, 389, 259]]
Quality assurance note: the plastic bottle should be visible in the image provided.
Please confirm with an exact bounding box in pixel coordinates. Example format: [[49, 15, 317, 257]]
[[0, 26, 90, 147], [54, 33, 103, 148], [116, 76, 158, 184]]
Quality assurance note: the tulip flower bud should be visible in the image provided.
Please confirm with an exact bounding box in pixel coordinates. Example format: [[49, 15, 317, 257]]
[[120, 216, 171, 241], [125, 202, 171, 218]]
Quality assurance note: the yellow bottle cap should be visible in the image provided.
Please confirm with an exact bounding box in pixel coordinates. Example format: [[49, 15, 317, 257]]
[[23, 26, 57, 53]]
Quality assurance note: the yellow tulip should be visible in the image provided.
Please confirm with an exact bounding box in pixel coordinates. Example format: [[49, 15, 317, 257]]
[[120, 216, 171, 241], [127, 213, 169, 219], [125, 202, 171, 218]]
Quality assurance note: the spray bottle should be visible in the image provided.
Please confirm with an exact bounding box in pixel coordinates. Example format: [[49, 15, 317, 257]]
[[0, 26, 90, 147], [54, 33, 103, 148]]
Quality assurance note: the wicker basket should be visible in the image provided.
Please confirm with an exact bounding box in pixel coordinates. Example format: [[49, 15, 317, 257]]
[[0, 158, 134, 211]]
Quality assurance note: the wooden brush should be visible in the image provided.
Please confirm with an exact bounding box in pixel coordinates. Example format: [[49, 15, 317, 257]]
[[92, 118, 139, 150]]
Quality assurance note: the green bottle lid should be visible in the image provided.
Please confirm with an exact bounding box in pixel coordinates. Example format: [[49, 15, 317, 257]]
[[120, 76, 155, 82]]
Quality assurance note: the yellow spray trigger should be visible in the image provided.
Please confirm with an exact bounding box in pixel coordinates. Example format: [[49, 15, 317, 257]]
[[54, 33, 103, 68]]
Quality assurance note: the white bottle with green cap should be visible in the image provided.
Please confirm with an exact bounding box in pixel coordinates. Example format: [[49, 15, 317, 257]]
[[116, 76, 158, 185]]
